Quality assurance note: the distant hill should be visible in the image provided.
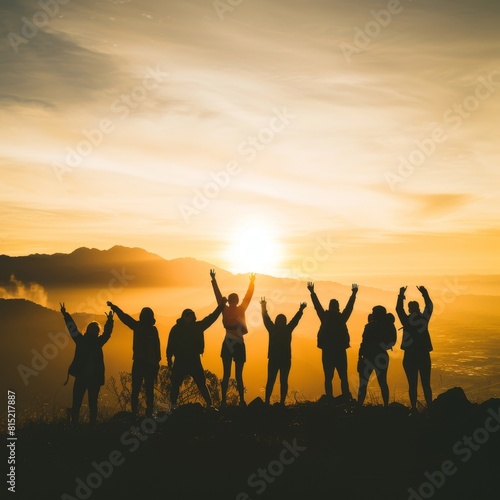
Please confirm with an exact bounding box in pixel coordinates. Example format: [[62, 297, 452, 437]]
[[0, 245, 232, 288], [0, 245, 368, 318], [1, 246, 497, 317]]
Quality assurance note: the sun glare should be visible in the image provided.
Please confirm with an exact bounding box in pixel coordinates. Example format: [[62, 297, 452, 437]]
[[225, 222, 283, 276]]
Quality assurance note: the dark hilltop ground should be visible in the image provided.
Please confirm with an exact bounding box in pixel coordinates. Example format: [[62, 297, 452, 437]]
[[9, 388, 500, 500]]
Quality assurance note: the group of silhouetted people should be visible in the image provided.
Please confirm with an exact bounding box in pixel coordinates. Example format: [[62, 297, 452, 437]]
[[60, 300, 161, 424], [60, 272, 434, 424], [356, 285, 433, 413]]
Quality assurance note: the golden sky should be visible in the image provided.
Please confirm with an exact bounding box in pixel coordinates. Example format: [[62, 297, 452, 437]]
[[1, 0, 500, 278]]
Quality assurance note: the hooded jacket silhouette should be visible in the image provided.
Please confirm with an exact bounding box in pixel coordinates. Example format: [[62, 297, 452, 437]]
[[263, 307, 304, 361], [310, 293, 356, 350], [167, 303, 225, 360], [63, 311, 113, 386], [108, 305, 161, 363]]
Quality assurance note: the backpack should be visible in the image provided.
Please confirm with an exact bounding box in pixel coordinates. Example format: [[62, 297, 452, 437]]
[[381, 313, 397, 350]]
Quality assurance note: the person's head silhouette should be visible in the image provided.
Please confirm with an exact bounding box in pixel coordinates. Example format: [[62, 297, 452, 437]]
[[85, 321, 100, 338], [408, 301, 420, 314], [140, 307, 156, 326], [181, 308, 196, 325], [275, 314, 287, 328], [328, 299, 340, 312], [372, 305, 387, 321], [228, 293, 239, 306]]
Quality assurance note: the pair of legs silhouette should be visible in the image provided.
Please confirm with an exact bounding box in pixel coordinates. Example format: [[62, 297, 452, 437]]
[[357, 352, 389, 406], [403, 351, 432, 410], [170, 355, 212, 407], [221, 338, 245, 405], [72, 376, 100, 425], [322, 349, 350, 399], [265, 358, 291, 404], [131, 361, 159, 417]]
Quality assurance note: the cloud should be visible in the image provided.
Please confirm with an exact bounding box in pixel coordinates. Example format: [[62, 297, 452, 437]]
[[374, 192, 476, 222], [0, 29, 123, 110], [409, 193, 475, 218], [0, 274, 48, 307]]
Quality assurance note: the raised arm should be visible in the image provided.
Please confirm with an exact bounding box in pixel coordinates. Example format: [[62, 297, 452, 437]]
[[341, 284, 358, 321], [106, 301, 138, 330], [60, 302, 81, 341], [99, 310, 114, 345], [199, 299, 227, 330], [240, 273, 256, 311], [288, 302, 307, 332], [417, 286, 433, 319], [307, 282, 324, 318], [260, 297, 274, 331], [210, 269, 224, 305], [396, 286, 407, 323]]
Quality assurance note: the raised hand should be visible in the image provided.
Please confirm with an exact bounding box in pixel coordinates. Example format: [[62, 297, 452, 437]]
[[399, 286, 407, 296], [299, 302, 307, 310], [105, 310, 114, 320], [352, 283, 358, 293], [417, 285, 428, 295], [260, 297, 267, 307], [60, 302, 66, 314], [307, 282, 314, 293], [249, 273, 256, 283], [210, 269, 216, 280]]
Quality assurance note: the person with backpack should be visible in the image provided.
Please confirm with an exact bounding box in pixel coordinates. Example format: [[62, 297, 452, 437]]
[[357, 305, 397, 407], [60, 302, 114, 425], [307, 282, 358, 401], [210, 269, 255, 407], [261, 298, 307, 405], [167, 297, 227, 408], [107, 301, 160, 417], [396, 286, 434, 413]]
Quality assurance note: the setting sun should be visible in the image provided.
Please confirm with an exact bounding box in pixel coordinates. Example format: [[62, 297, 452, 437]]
[[224, 221, 283, 276]]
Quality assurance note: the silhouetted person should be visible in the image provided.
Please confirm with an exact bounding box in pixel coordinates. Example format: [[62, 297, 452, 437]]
[[307, 282, 358, 401], [167, 298, 227, 408], [107, 301, 160, 417], [261, 298, 306, 405], [357, 305, 397, 407], [60, 302, 113, 425], [210, 269, 255, 406], [396, 286, 433, 413]]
